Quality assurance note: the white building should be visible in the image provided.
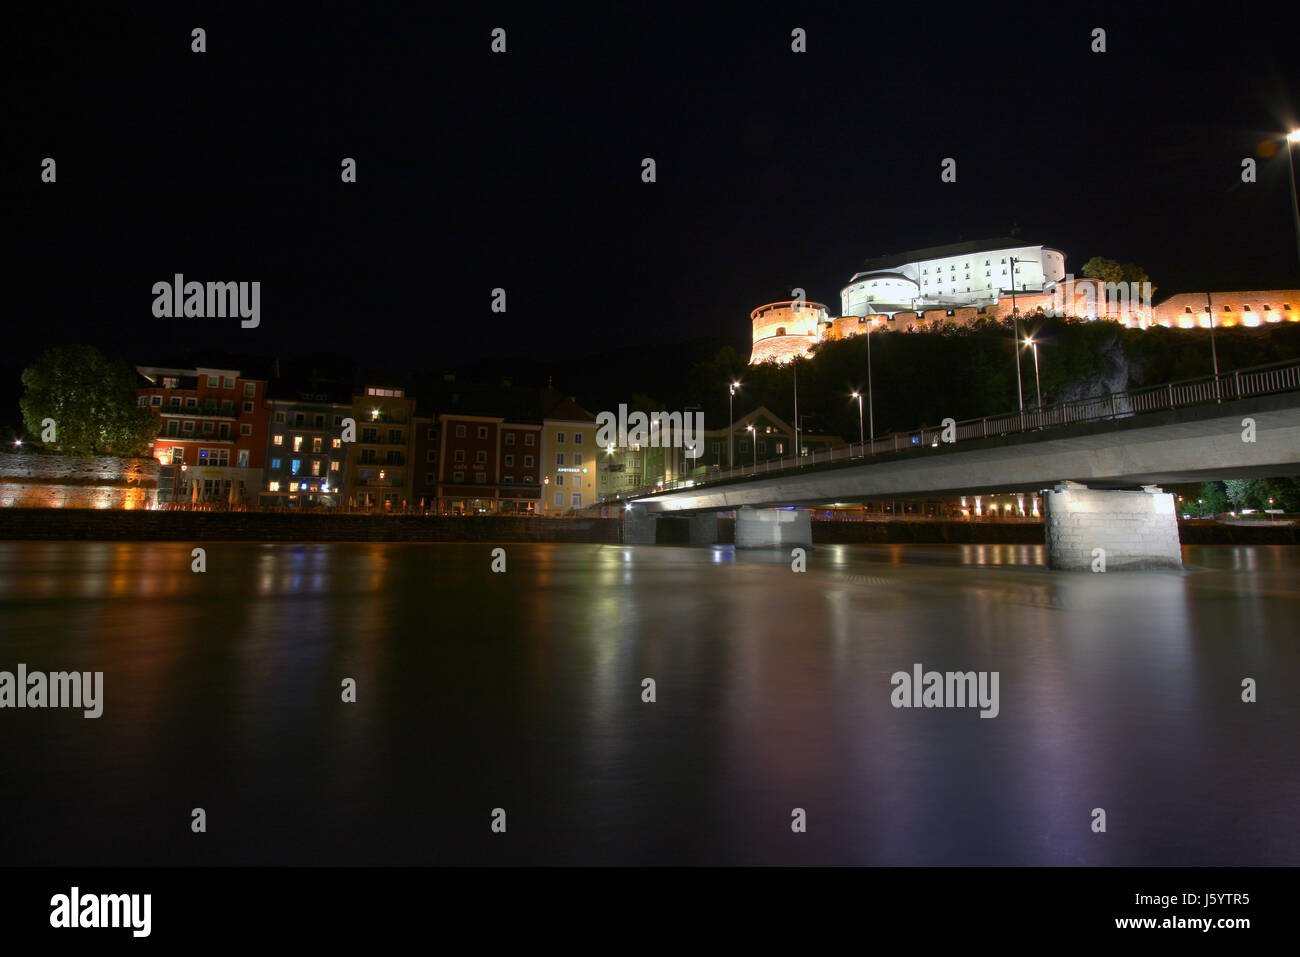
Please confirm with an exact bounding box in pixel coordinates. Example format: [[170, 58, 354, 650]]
[[840, 238, 1066, 317]]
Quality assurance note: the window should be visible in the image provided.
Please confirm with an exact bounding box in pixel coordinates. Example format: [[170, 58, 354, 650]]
[[273, 434, 284, 446], [554, 492, 564, 506], [293, 436, 304, 452], [274, 411, 286, 423], [166, 421, 179, 437], [332, 438, 341, 449], [269, 481, 281, 492], [244, 383, 256, 397], [571, 493, 582, 507], [138, 395, 148, 407], [163, 377, 178, 389], [314, 414, 324, 427], [556, 452, 565, 466], [456, 425, 466, 438], [455, 450, 465, 463], [218, 424, 230, 439], [388, 429, 402, 444], [555, 474, 564, 487], [311, 461, 321, 476], [453, 471, 465, 482], [170, 448, 184, 464], [524, 455, 534, 467], [237, 450, 248, 468], [525, 434, 535, 446], [711, 442, 720, 455], [573, 433, 583, 445], [207, 375, 220, 387], [475, 472, 486, 484], [426, 472, 436, 484], [291, 460, 301, 475], [186, 397, 197, 408], [427, 451, 437, 462], [240, 424, 251, 436], [523, 475, 533, 483], [556, 432, 566, 443], [475, 450, 486, 464], [294, 413, 305, 426], [505, 433, 515, 445], [477, 426, 488, 439], [312, 437, 322, 452], [427, 428, 436, 440], [360, 449, 377, 464], [1263, 304, 1272, 311], [1243, 305, 1252, 311], [573, 453, 582, 466], [271, 458, 281, 469], [150, 395, 162, 407], [223, 376, 235, 389], [242, 401, 254, 413], [330, 461, 339, 472], [504, 454, 514, 466], [170, 397, 181, 407], [362, 428, 377, 443], [202, 422, 214, 434]]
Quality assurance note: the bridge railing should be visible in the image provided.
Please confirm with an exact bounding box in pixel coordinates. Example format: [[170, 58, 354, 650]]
[[625, 358, 1300, 499]]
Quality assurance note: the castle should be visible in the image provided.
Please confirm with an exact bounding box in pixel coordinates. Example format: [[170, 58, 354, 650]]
[[749, 237, 1300, 364]]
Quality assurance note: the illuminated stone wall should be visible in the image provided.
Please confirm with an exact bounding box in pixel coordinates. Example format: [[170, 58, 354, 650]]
[[0, 453, 158, 510]]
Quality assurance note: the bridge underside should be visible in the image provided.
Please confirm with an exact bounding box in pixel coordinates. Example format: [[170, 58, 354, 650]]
[[623, 394, 1300, 570]]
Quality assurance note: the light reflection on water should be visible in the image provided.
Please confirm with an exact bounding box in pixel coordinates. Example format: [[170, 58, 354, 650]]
[[0, 541, 1296, 866]]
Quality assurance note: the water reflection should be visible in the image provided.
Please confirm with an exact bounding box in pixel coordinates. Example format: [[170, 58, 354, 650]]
[[0, 541, 1296, 866]]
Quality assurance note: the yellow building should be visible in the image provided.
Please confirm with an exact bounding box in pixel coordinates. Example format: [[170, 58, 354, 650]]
[[538, 393, 597, 515]]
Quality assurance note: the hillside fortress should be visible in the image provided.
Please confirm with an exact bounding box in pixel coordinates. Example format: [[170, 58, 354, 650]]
[[749, 237, 1300, 364]]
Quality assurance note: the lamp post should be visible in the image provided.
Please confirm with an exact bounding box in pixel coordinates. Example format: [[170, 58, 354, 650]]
[[1023, 334, 1042, 409], [746, 424, 757, 472], [728, 381, 740, 471], [1206, 291, 1221, 401], [850, 391, 864, 452], [1008, 256, 1038, 412], [1287, 129, 1300, 282], [864, 316, 875, 452], [792, 360, 800, 467]]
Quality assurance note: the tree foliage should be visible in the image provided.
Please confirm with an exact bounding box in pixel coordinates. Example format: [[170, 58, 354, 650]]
[[19, 345, 158, 457]]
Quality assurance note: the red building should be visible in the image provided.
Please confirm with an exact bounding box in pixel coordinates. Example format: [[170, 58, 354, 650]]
[[436, 413, 541, 514], [137, 365, 269, 504]]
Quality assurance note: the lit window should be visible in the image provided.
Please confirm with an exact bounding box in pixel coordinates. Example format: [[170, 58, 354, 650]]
[[293, 436, 303, 451], [291, 460, 301, 475], [271, 458, 280, 469], [332, 438, 341, 448], [330, 461, 339, 472], [273, 434, 283, 446], [269, 481, 280, 492]]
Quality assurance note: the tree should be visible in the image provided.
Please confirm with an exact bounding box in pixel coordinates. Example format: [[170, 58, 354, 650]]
[[1081, 256, 1155, 295], [19, 345, 158, 457]]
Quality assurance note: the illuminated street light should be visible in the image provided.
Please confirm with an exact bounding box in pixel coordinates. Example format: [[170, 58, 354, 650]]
[[728, 381, 740, 470], [850, 391, 864, 450], [1287, 129, 1300, 283], [1023, 336, 1042, 409], [745, 424, 757, 470]]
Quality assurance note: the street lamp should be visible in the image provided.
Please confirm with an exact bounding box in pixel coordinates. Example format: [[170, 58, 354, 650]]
[[746, 424, 757, 471], [728, 381, 740, 471], [1008, 256, 1038, 412], [863, 316, 876, 452], [850, 391, 864, 451], [1023, 335, 1042, 409], [1286, 129, 1300, 282]]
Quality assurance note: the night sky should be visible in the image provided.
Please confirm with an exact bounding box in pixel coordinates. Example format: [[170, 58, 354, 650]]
[[8, 5, 1299, 424]]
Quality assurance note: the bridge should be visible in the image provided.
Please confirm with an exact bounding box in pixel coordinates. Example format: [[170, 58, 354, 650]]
[[626, 360, 1300, 569]]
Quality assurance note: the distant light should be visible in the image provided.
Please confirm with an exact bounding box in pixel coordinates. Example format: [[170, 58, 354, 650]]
[[12, 439, 19, 446], [1289, 129, 1300, 143], [371, 408, 380, 419]]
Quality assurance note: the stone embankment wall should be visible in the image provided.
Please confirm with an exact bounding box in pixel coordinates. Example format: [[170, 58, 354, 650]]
[[0, 453, 158, 510]]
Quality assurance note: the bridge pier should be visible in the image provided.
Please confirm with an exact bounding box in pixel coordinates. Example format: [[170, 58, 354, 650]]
[[735, 506, 812, 549], [1042, 482, 1182, 571], [624, 506, 719, 546]]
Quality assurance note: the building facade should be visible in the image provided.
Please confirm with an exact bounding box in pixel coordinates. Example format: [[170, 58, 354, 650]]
[[137, 365, 269, 504], [538, 395, 597, 515], [261, 396, 351, 507], [347, 385, 416, 509]]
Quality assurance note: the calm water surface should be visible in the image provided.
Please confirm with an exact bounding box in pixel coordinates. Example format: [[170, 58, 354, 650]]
[[0, 541, 1296, 865]]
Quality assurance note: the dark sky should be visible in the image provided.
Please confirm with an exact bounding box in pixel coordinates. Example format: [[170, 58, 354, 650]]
[[9, 4, 1300, 406]]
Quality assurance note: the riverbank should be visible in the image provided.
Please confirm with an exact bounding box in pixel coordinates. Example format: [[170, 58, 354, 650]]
[[1, 509, 1296, 545]]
